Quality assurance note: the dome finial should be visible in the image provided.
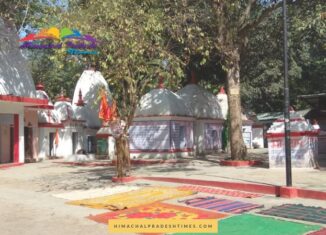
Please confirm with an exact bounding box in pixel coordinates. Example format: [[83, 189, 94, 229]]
[[56, 88, 71, 102], [36, 83, 44, 91], [76, 89, 85, 106], [219, 86, 226, 94], [157, 75, 164, 89]]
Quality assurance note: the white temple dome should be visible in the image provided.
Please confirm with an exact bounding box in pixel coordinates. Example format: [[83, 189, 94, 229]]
[[177, 84, 224, 119], [35, 85, 60, 123], [72, 70, 110, 128], [267, 111, 314, 134], [135, 88, 191, 117], [38, 109, 60, 124], [54, 98, 75, 121], [0, 18, 36, 97]]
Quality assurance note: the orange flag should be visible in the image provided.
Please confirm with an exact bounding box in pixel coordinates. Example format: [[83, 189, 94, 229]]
[[55, 129, 59, 146], [99, 92, 111, 122]]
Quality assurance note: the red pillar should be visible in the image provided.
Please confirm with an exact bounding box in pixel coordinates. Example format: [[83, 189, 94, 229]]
[[13, 114, 19, 163]]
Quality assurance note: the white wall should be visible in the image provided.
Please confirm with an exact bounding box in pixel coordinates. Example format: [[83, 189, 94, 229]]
[[0, 103, 25, 163], [252, 127, 264, 148], [0, 125, 11, 163]]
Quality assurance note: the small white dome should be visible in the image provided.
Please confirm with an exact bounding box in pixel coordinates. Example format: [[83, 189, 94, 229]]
[[38, 109, 60, 124], [36, 90, 50, 101], [267, 112, 314, 134], [54, 100, 75, 121], [71, 70, 110, 128], [177, 84, 223, 119], [135, 88, 191, 117], [0, 18, 36, 97]]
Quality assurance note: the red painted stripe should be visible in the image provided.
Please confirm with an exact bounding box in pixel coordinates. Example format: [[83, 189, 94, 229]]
[[297, 188, 326, 200], [266, 131, 319, 138], [130, 148, 193, 153], [0, 163, 24, 169], [275, 118, 304, 122], [140, 177, 279, 195], [38, 123, 64, 128], [25, 104, 54, 110], [134, 115, 194, 119], [96, 134, 112, 138], [13, 114, 19, 163], [139, 177, 326, 201], [0, 95, 48, 105]]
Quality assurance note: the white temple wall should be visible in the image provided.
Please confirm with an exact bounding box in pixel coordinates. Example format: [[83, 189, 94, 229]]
[[108, 136, 116, 159], [24, 110, 39, 159], [194, 119, 224, 156], [18, 112, 24, 163], [0, 103, 25, 163], [38, 127, 59, 159], [0, 124, 11, 163], [83, 128, 98, 152], [252, 127, 264, 148], [194, 120, 204, 156], [129, 118, 194, 159], [38, 128, 49, 159], [242, 125, 253, 148], [56, 128, 72, 157], [55, 125, 85, 158], [0, 114, 13, 163]]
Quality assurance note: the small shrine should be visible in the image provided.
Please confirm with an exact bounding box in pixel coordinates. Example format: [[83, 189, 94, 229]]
[[266, 111, 318, 168]]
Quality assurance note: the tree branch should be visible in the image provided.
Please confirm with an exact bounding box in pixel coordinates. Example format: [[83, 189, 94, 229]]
[[239, 0, 257, 26], [238, 1, 282, 37]]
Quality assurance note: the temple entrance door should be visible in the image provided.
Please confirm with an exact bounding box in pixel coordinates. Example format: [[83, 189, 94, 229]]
[[24, 127, 33, 161], [72, 132, 78, 154], [49, 133, 54, 157]]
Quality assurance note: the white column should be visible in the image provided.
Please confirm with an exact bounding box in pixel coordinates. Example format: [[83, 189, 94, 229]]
[[18, 112, 25, 163]]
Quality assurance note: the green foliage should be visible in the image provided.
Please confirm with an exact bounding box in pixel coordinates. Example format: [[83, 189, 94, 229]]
[[59, 0, 186, 127], [241, 1, 326, 112]]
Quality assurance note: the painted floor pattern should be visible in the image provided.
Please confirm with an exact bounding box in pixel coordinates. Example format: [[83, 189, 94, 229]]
[[179, 196, 263, 214], [258, 204, 326, 225], [177, 185, 262, 198], [88, 201, 227, 224], [172, 214, 321, 235]]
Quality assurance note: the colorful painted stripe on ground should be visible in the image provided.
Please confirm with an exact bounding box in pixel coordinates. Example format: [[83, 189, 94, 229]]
[[307, 228, 326, 235], [258, 204, 326, 224], [67, 187, 194, 210], [173, 214, 321, 235], [88, 201, 227, 224], [177, 185, 262, 198], [180, 196, 263, 214]]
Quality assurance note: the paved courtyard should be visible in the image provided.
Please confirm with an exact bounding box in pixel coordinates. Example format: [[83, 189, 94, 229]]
[[0, 157, 325, 235]]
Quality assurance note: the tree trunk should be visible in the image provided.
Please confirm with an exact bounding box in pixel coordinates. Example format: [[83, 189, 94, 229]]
[[225, 48, 247, 160], [115, 134, 131, 178]]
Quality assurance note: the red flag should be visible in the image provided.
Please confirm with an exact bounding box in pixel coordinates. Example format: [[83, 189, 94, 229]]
[[99, 92, 111, 122], [55, 129, 59, 146]]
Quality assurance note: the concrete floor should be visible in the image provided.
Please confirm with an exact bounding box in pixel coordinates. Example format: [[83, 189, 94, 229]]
[[0, 159, 325, 235]]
